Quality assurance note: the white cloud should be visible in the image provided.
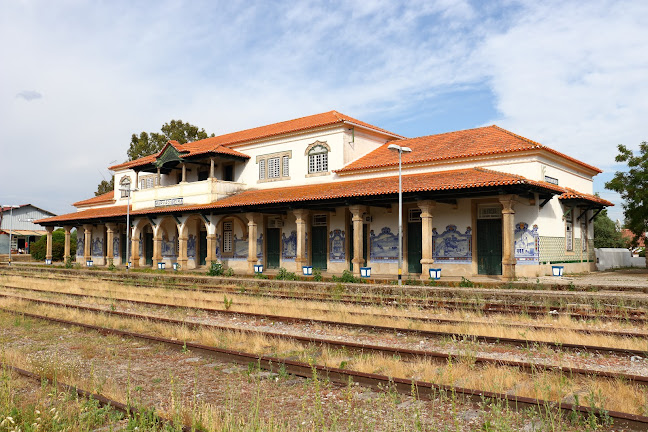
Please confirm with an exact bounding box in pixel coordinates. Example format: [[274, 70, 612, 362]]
[[0, 0, 645, 224]]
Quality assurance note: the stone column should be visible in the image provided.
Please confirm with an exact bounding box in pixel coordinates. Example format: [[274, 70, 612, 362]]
[[246, 213, 261, 274], [153, 228, 163, 267], [349, 205, 366, 277], [181, 163, 187, 183], [45, 226, 54, 262], [206, 233, 216, 263], [178, 225, 188, 271], [294, 209, 310, 271], [209, 158, 215, 179], [156, 168, 161, 186], [499, 195, 517, 281], [63, 226, 72, 262], [83, 224, 93, 263], [130, 232, 140, 268], [106, 223, 116, 266], [418, 200, 436, 280]]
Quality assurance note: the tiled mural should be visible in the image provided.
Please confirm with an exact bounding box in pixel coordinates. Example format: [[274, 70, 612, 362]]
[[370, 227, 398, 263], [514, 223, 539, 264], [433, 225, 472, 263], [329, 229, 345, 262]]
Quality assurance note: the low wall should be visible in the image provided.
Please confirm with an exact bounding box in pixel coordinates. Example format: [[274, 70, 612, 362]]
[[595, 248, 646, 270]]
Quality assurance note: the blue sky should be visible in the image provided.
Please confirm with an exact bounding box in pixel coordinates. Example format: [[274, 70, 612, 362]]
[[1, 0, 647, 224]]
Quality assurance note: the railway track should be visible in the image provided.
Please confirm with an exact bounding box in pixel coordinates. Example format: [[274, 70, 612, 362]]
[[4, 269, 648, 322], [3, 282, 647, 340], [2, 292, 647, 386], [0, 362, 196, 432], [2, 305, 647, 430]]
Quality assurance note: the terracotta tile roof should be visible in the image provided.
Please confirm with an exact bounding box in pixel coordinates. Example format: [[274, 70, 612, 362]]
[[35, 205, 130, 225], [336, 125, 602, 174], [109, 111, 402, 171], [558, 188, 613, 206], [109, 141, 251, 171], [37, 168, 579, 225], [73, 191, 116, 207]]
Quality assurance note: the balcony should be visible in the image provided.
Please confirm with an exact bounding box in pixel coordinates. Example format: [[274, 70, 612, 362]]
[[131, 178, 246, 211]]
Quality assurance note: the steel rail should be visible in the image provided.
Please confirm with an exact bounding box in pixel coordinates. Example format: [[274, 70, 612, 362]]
[[3, 283, 647, 340], [0, 362, 197, 432], [2, 306, 647, 430], [2, 293, 648, 387], [2, 291, 647, 357], [4, 266, 648, 304], [4, 270, 647, 322]]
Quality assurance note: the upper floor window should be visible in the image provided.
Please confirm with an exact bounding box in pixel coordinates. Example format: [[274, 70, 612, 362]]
[[120, 176, 131, 198], [140, 175, 159, 190], [305, 141, 330, 176], [257, 151, 291, 183]]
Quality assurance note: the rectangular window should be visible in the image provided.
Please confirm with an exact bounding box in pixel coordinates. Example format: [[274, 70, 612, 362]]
[[283, 155, 289, 177], [565, 209, 573, 251], [268, 157, 280, 178], [140, 176, 158, 190], [408, 208, 422, 222], [313, 214, 327, 226], [309, 153, 328, 173], [223, 222, 233, 253], [259, 159, 266, 180], [581, 210, 588, 252]]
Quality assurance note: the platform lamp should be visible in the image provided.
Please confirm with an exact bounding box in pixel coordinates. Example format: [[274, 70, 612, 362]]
[[1, 205, 20, 265], [120, 182, 138, 270], [387, 144, 412, 286]]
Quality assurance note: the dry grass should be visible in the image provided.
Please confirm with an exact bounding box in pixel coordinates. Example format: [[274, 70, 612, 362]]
[[2, 274, 647, 352], [2, 297, 647, 417]]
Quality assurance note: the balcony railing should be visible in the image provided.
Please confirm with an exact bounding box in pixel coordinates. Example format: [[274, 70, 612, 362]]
[[131, 179, 245, 211]]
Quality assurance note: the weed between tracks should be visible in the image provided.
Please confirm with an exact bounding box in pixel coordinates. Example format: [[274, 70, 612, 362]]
[[2, 275, 647, 351], [1, 299, 647, 419]]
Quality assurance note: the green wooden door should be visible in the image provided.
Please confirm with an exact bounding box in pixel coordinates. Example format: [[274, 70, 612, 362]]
[[267, 228, 280, 269], [121, 233, 127, 265], [349, 224, 368, 271], [199, 231, 207, 266], [407, 222, 422, 274], [144, 232, 153, 266], [312, 226, 327, 270], [477, 219, 502, 275]]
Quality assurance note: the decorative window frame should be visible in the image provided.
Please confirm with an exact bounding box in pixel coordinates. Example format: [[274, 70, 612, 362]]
[[222, 220, 234, 257], [256, 150, 291, 183], [120, 176, 132, 198], [305, 141, 331, 178]]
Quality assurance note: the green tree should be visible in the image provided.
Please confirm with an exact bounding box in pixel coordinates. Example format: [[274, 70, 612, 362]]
[[593, 209, 627, 248], [126, 120, 214, 161], [30, 228, 77, 261], [96, 176, 114, 196], [606, 142, 648, 265]]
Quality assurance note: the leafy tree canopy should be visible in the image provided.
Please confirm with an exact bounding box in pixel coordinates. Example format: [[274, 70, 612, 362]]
[[605, 142, 648, 262], [593, 208, 627, 248], [126, 120, 215, 161], [95, 176, 114, 196]]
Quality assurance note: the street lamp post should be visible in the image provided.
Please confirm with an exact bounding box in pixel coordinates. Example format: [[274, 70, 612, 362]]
[[120, 185, 138, 270], [387, 144, 412, 286], [1, 205, 20, 265]]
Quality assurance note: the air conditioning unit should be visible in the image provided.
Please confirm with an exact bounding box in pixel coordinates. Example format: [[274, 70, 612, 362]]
[[363, 215, 373, 223]]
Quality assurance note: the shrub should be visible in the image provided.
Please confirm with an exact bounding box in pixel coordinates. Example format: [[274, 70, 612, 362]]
[[459, 277, 474, 288], [30, 228, 77, 261], [207, 261, 224, 276], [312, 268, 323, 282], [331, 270, 364, 284], [276, 267, 298, 280]]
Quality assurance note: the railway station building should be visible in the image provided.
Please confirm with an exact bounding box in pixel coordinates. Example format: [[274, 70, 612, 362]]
[[37, 111, 611, 280]]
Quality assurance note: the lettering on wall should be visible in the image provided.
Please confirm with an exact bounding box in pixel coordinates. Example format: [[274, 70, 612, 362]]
[[155, 198, 183, 207]]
